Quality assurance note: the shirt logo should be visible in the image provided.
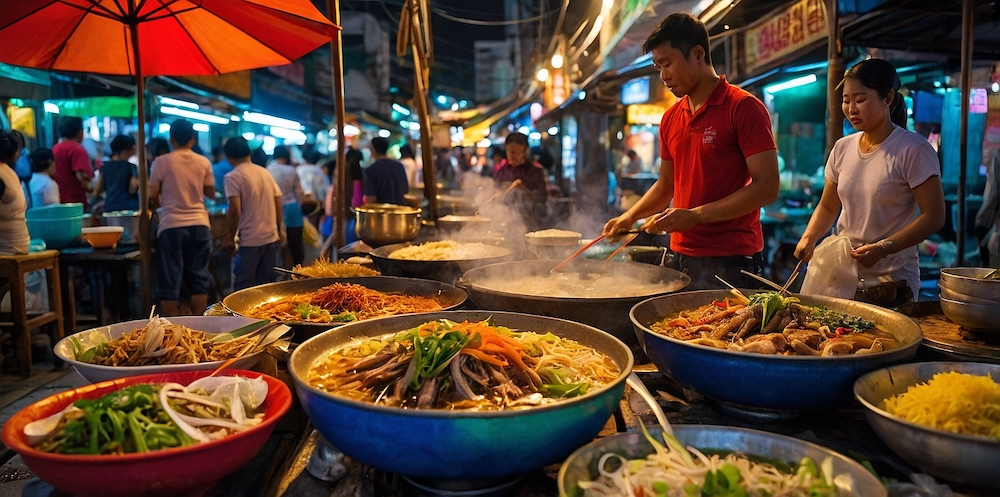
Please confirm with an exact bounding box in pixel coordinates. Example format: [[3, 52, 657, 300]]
[[703, 126, 717, 146]]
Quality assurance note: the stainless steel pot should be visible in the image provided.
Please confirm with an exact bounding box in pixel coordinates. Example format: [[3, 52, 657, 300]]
[[354, 204, 421, 247], [100, 210, 140, 244]]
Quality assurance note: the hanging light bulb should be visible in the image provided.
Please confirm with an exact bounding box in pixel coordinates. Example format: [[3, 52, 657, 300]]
[[536, 68, 549, 81], [551, 53, 564, 69]]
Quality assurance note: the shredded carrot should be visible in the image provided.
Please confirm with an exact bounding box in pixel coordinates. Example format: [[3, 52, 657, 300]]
[[460, 348, 508, 367]]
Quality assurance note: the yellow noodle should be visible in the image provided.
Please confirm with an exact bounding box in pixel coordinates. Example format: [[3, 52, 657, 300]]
[[882, 371, 1000, 440]]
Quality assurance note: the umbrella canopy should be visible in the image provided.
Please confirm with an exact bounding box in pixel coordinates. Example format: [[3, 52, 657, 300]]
[[0, 0, 338, 311], [0, 1, 337, 75]]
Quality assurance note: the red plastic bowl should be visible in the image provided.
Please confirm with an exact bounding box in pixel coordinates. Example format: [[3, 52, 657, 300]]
[[1, 370, 292, 497]]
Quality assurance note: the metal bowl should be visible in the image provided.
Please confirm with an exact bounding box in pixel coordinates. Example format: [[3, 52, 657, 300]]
[[368, 241, 513, 285], [221, 276, 467, 331], [288, 311, 633, 481], [558, 425, 887, 497], [939, 295, 1000, 334], [854, 361, 1000, 489], [53, 316, 269, 383], [630, 289, 922, 412], [938, 285, 997, 305], [939, 267, 1000, 301], [354, 203, 421, 247]]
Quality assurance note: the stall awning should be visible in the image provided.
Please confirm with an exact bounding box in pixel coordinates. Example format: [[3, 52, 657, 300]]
[[461, 84, 541, 146], [0, 62, 51, 100]]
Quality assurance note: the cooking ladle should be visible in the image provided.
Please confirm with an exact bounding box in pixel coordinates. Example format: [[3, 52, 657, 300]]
[[474, 179, 522, 216], [625, 372, 673, 435]]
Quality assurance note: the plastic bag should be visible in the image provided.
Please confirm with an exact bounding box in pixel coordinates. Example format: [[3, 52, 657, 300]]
[[800, 234, 858, 299], [302, 218, 321, 249]]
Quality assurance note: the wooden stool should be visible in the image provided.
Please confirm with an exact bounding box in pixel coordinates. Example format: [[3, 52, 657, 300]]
[[0, 250, 64, 377]]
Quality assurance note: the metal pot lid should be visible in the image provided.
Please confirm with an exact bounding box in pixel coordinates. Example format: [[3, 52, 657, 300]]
[[896, 300, 1000, 363]]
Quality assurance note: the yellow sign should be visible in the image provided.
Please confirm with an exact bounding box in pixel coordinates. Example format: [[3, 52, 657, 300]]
[[181, 71, 252, 100], [627, 104, 666, 125], [7, 106, 35, 138], [745, 0, 827, 72]]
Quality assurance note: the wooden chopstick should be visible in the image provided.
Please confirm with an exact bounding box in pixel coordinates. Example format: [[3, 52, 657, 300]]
[[779, 259, 804, 295], [551, 234, 606, 273], [605, 233, 640, 261]]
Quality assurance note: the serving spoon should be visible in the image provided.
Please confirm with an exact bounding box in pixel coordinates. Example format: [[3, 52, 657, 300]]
[[625, 372, 673, 435]]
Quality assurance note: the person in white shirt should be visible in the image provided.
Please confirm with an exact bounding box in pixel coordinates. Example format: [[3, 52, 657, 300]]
[[222, 137, 284, 290], [267, 145, 305, 267], [149, 119, 215, 316], [399, 143, 422, 189], [28, 148, 60, 207]]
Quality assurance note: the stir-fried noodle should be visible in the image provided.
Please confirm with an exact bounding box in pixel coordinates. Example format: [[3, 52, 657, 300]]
[[308, 318, 620, 410], [78, 324, 261, 366], [247, 282, 443, 323]]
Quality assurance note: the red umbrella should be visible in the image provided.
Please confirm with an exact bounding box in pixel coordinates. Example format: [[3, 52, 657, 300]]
[[0, 0, 339, 309]]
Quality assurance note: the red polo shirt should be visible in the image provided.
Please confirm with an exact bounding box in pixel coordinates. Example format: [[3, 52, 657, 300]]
[[660, 76, 776, 257]]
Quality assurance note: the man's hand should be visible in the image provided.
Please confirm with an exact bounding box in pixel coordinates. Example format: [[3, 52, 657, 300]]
[[602, 214, 634, 239], [221, 240, 236, 256], [644, 208, 695, 234]]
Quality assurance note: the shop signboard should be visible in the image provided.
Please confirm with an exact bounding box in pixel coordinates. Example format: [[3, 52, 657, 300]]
[[627, 104, 666, 125], [744, 0, 827, 73], [983, 92, 1000, 168], [621, 77, 650, 105], [181, 71, 252, 101]]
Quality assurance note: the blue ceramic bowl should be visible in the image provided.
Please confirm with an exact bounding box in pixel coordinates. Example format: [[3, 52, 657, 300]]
[[289, 311, 633, 481], [630, 289, 922, 412]]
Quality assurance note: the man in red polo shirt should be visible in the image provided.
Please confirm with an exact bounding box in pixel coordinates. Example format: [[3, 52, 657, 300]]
[[603, 12, 780, 290], [52, 116, 94, 207]]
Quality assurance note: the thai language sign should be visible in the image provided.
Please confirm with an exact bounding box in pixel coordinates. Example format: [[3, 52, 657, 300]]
[[745, 0, 827, 72]]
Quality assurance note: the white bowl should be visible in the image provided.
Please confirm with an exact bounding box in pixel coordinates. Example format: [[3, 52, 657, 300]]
[[54, 316, 269, 383]]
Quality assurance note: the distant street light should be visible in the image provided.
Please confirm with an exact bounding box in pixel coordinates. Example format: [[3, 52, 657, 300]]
[[536, 68, 549, 81]]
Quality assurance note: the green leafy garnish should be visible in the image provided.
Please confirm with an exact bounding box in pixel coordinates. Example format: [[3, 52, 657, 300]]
[[746, 291, 799, 328], [538, 366, 590, 398], [811, 306, 874, 332], [395, 322, 471, 390]]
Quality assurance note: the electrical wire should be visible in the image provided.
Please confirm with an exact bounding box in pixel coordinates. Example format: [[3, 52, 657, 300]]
[[432, 7, 558, 26]]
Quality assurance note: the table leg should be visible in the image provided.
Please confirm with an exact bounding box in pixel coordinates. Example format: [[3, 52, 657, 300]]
[[60, 263, 76, 335]]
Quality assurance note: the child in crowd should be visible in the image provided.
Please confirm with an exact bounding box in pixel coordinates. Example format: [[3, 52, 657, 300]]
[[28, 148, 59, 207]]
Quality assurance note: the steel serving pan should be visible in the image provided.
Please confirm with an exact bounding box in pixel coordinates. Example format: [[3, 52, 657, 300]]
[[368, 241, 513, 285], [221, 276, 467, 330], [289, 310, 633, 481], [630, 289, 922, 412], [559, 425, 887, 497], [854, 361, 1000, 489], [459, 259, 690, 356]]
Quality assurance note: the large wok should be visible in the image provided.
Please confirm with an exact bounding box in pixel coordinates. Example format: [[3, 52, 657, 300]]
[[368, 241, 513, 285], [459, 259, 690, 355], [289, 311, 633, 481], [221, 276, 467, 331], [630, 289, 922, 412]]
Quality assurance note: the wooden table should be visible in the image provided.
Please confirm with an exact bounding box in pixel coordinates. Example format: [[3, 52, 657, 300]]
[[58, 245, 141, 331]]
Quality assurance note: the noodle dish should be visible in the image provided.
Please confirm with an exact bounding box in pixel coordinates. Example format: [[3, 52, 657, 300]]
[[54, 315, 281, 383], [855, 361, 1000, 488], [386, 240, 510, 261], [291, 256, 379, 278], [0, 370, 292, 497], [559, 425, 887, 497], [307, 317, 620, 410], [289, 311, 632, 480]]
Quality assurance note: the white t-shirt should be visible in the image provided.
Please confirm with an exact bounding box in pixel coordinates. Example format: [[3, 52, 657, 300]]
[[225, 162, 282, 247], [827, 126, 940, 298], [400, 157, 422, 188], [296, 163, 329, 202], [149, 149, 213, 235], [29, 173, 60, 207], [266, 162, 303, 206]]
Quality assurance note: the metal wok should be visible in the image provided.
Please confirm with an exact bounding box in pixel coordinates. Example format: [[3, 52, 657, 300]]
[[559, 425, 887, 497], [289, 311, 633, 481], [221, 276, 467, 331], [630, 289, 922, 412], [459, 259, 690, 355], [368, 242, 513, 285]]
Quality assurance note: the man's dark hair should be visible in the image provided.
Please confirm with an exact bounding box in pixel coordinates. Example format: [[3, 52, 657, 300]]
[[272, 145, 291, 162], [399, 143, 415, 159], [0, 131, 19, 164], [370, 137, 390, 155], [504, 132, 528, 148], [168, 119, 196, 146], [641, 12, 712, 66], [224, 137, 252, 160], [29, 148, 54, 173], [251, 147, 269, 166], [58, 116, 83, 139], [147, 137, 171, 158], [110, 134, 136, 155]]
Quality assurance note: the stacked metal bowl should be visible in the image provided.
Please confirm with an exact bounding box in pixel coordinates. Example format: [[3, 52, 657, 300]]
[[938, 267, 1000, 332]]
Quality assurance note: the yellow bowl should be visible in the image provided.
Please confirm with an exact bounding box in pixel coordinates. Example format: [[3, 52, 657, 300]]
[[81, 226, 124, 248]]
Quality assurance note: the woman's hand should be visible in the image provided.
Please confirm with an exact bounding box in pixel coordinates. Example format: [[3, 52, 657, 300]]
[[794, 237, 816, 262], [851, 240, 893, 268]]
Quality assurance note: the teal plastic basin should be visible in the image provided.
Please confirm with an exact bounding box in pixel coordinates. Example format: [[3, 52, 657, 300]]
[[25, 203, 84, 220], [26, 216, 82, 249]]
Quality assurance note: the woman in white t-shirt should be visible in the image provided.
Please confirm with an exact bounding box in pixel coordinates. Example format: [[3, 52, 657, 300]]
[[795, 58, 945, 306]]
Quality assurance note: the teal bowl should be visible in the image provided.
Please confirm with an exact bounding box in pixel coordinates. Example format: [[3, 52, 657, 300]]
[[27, 216, 82, 249], [289, 311, 633, 482], [25, 203, 83, 220]]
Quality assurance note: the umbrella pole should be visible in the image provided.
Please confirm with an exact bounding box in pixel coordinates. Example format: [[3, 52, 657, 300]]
[[327, 0, 348, 253], [131, 22, 153, 312]]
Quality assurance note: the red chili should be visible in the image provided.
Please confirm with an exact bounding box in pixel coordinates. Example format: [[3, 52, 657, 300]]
[[831, 327, 850, 340], [712, 300, 728, 309]]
